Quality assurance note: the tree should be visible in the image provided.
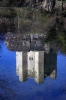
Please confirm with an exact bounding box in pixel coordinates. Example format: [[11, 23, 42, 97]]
[[61, 0, 63, 10]]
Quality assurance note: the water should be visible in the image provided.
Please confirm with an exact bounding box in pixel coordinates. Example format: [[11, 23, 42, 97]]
[[0, 33, 66, 100]]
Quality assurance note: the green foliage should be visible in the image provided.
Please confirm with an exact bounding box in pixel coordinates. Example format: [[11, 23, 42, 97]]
[[0, 8, 17, 18], [60, 10, 66, 17], [8, 0, 18, 6], [46, 25, 57, 41], [45, 15, 66, 48], [57, 34, 66, 48]]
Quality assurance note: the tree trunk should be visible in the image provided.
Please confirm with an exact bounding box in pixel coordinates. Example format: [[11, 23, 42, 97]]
[[61, 0, 63, 11]]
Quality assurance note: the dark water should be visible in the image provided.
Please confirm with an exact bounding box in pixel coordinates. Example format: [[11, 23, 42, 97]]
[[0, 33, 66, 100]]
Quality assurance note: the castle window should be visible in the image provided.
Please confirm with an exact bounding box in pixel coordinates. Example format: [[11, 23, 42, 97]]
[[29, 57, 33, 60]]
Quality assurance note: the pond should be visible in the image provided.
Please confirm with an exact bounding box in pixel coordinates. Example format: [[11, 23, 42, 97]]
[[0, 32, 66, 100]]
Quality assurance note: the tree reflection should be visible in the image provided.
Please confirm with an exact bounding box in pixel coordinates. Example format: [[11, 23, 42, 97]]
[[0, 33, 5, 53]]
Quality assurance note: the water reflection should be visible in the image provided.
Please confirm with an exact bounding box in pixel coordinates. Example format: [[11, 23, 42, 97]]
[[16, 51, 44, 84], [44, 49, 57, 79], [0, 8, 53, 34], [0, 33, 5, 53], [5, 33, 57, 84], [1, 33, 66, 100], [16, 49, 57, 84], [5, 33, 46, 51]]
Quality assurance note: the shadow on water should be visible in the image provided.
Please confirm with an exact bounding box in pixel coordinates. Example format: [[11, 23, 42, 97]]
[[44, 49, 57, 79]]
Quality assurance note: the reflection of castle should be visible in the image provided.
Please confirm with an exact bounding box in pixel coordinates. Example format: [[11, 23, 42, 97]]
[[16, 49, 57, 84], [44, 49, 57, 80], [5, 33, 45, 51], [5, 33, 57, 84], [16, 51, 44, 84]]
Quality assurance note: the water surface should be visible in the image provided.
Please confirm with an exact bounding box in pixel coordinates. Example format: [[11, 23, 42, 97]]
[[0, 33, 66, 100]]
